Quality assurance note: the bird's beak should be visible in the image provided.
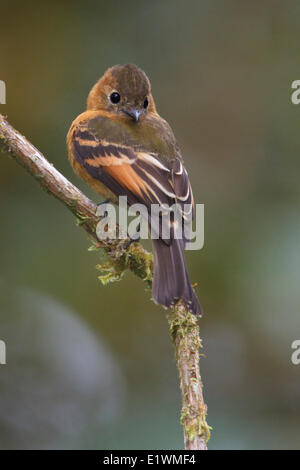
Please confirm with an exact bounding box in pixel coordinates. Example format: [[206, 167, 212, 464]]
[[124, 108, 141, 122]]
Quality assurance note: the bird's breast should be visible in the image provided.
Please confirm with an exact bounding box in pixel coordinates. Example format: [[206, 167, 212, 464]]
[[87, 113, 179, 162]]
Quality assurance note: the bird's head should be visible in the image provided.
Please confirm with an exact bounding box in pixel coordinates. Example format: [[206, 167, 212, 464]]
[[87, 64, 156, 121]]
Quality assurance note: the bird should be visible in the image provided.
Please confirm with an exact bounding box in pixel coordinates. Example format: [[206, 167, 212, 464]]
[[67, 64, 202, 315]]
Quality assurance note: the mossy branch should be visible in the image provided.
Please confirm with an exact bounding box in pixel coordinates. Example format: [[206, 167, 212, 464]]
[[0, 114, 209, 450]]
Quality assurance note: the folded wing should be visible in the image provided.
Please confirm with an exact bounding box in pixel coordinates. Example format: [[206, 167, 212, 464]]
[[72, 126, 194, 243]]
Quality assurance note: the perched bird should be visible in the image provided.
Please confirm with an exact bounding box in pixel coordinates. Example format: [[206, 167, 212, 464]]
[[67, 64, 201, 315]]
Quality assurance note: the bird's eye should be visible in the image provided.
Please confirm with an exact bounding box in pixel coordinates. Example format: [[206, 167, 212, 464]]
[[110, 92, 120, 104], [143, 98, 149, 109]]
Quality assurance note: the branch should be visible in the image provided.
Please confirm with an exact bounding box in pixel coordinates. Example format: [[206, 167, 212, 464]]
[[0, 114, 210, 450]]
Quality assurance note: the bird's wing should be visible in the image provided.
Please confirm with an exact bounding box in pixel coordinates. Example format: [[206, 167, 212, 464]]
[[72, 125, 194, 242], [73, 127, 175, 205]]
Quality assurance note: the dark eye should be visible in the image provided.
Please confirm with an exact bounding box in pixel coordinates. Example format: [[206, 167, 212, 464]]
[[110, 92, 120, 104], [143, 98, 149, 109]]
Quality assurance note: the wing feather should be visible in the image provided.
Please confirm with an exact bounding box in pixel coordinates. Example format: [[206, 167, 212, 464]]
[[72, 125, 194, 243]]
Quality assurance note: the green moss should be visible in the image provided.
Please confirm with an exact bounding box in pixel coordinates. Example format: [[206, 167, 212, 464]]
[[198, 415, 213, 443], [125, 243, 153, 285], [96, 259, 125, 285], [168, 304, 210, 446], [93, 240, 153, 289]]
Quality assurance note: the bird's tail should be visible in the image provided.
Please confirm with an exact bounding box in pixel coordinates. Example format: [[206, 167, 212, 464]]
[[152, 239, 202, 315]]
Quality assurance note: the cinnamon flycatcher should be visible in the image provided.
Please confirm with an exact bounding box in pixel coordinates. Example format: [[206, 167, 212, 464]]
[[67, 64, 202, 315]]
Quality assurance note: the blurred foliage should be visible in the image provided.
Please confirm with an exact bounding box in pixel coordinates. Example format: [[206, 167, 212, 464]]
[[1, 0, 300, 449]]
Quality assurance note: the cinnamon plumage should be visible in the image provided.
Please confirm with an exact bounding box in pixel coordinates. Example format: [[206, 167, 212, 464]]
[[67, 64, 201, 315]]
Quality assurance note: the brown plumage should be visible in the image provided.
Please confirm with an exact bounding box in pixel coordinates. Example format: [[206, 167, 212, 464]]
[[67, 64, 202, 315]]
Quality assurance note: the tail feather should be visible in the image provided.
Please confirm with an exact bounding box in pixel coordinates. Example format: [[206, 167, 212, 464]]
[[152, 239, 202, 316]]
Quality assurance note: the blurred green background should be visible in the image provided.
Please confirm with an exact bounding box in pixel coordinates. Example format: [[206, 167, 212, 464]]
[[1, 0, 300, 449]]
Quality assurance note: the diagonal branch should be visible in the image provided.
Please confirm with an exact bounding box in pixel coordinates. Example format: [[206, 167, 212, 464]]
[[0, 114, 210, 450]]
